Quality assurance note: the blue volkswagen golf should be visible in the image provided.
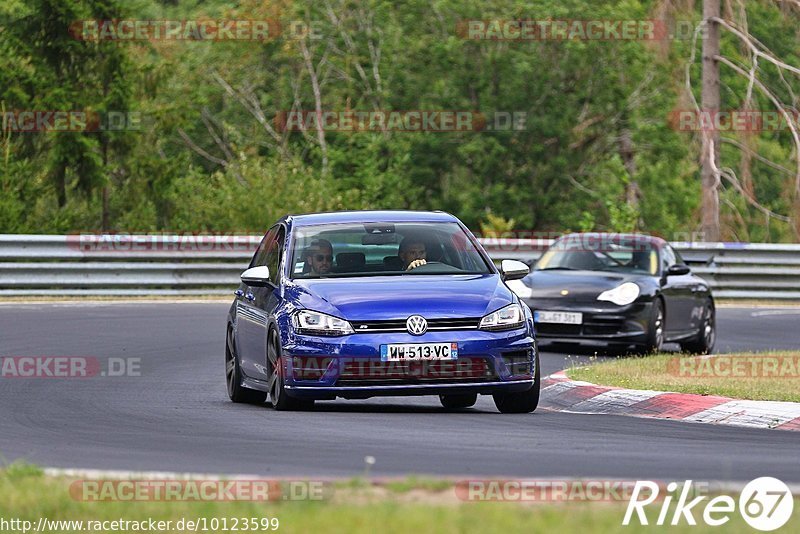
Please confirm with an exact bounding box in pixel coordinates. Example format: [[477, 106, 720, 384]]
[[225, 210, 539, 413]]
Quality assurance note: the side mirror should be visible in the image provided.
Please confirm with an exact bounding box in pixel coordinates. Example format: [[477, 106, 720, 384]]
[[500, 259, 530, 281], [241, 265, 271, 287], [666, 264, 691, 277]]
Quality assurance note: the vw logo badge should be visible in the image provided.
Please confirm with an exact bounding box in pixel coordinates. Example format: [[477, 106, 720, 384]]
[[406, 315, 428, 336]]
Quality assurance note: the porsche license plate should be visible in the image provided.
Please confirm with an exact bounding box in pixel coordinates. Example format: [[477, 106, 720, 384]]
[[534, 311, 583, 324], [380, 343, 458, 362]]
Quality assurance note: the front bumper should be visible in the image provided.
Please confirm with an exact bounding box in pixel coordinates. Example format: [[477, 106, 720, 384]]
[[281, 328, 536, 400], [524, 299, 653, 344]]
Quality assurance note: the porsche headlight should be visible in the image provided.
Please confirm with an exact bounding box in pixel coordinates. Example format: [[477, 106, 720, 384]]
[[597, 282, 640, 306], [480, 304, 524, 331], [292, 310, 354, 336]]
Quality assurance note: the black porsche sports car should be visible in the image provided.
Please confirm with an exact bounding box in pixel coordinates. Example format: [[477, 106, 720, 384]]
[[514, 233, 715, 354]]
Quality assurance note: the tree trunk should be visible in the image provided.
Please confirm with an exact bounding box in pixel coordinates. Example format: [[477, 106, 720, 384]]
[[701, 0, 721, 241], [619, 127, 640, 212], [55, 164, 66, 208], [102, 140, 109, 231]]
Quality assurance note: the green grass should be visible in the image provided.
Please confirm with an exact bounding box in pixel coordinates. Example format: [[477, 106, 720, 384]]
[[567, 352, 800, 402], [381, 476, 455, 494], [2, 464, 799, 533]]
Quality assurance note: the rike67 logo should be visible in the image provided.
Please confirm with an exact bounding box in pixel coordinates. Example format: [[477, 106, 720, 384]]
[[624, 478, 794, 531]]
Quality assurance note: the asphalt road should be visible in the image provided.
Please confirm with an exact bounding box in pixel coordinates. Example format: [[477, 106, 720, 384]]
[[1, 303, 799, 482]]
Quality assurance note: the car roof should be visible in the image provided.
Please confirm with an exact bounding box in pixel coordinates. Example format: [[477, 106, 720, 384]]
[[286, 210, 459, 227], [557, 232, 667, 247]]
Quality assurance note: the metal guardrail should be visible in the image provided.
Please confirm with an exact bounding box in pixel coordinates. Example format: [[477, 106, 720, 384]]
[[0, 234, 799, 300]]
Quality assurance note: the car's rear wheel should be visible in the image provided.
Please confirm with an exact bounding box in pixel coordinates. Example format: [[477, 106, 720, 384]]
[[439, 393, 477, 409], [267, 328, 314, 411], [225, 327, 267, 404], [492, 352, 540, 414], [681, 300, 716, 355]]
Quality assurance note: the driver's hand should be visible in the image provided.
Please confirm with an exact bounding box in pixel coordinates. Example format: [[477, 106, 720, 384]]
[[406, 259, 427, 271]]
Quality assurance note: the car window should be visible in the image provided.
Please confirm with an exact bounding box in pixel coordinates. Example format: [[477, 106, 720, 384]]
[[661, 245, 677, 272], [673, 247, 686, 266], [249, 228, 276, 268], [536, 237, 658, 275], [290, 222, 491, 279], [263, 226, 284, 285]]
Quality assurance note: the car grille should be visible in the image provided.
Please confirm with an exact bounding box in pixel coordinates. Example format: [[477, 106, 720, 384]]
[[501, 350, 533, 377], [335, 356, 496, 385], [536, 323, 582, 336], [535, 315, 629, 337], [350, 317, 481, 333]]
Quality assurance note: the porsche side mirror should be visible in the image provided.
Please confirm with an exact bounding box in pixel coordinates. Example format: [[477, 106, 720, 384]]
[[500, 259, 530, 281], [666, 264, 691, 277], [241, 265, 272, 287]]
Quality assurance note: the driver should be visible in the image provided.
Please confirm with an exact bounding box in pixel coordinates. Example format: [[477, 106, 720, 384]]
[[628, 250, 653, 273], [305, 239, 333, 275], [399, 238, 427, 271]]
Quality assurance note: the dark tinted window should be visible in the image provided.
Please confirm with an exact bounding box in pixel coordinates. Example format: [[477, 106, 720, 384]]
[[250, 228, 276, 268], [265, 227, 285, 284]]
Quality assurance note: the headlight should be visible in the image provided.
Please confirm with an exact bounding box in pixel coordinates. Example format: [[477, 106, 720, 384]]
[[480, 304, 524, 331], [292, 310, 354, 336], [597, 282, 640, 306]]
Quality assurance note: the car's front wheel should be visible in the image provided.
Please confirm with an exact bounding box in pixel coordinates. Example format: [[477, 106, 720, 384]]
[[681, 300, 716, 355], [267, 328, 314, 411], [439, 393, 477, 409], [225, 327, 267, 404], [492, 352, 540, 414], [635, 299, 665, 355]]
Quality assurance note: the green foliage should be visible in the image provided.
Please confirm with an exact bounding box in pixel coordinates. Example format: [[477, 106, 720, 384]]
[[479, 212, 516, 237], [0, 0, 798, 241]]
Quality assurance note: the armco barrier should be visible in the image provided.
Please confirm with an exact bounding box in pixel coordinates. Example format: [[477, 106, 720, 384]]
[[0, 235, 798, 299]]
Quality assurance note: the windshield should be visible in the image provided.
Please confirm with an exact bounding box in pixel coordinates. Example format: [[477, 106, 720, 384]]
[[290, 222, 492, 279], [535, 237, 658, 275]]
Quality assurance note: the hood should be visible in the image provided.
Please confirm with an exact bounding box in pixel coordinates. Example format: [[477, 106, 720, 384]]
[[522, 270, 642, 300], [288, 274, 513, 321]]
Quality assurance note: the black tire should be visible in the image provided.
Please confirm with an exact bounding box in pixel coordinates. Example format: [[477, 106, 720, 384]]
[[681, 300, 716, 355], [636, 299, 665, 355], [267, 328, 315, 411], [439, 393, 478, 409], [225, 327, 267, 404], [493, 351, 540, 414]]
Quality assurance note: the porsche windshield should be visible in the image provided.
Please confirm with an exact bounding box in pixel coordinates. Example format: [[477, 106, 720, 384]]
[[290, 222, 492, 278], [535, 239, 658, 275]]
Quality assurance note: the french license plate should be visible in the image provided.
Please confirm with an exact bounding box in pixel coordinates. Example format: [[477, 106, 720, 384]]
[[380, 343, 458, 362], [534, 311, 583, 324]]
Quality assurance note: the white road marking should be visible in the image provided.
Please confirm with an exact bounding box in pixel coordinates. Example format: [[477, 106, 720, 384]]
[[751, 310, 800, 317], [683, 400, 800, 428], [569, 389, 663, 413]]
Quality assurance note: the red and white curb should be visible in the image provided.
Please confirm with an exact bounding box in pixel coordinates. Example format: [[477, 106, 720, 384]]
[[541, 371, 800, 431]]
